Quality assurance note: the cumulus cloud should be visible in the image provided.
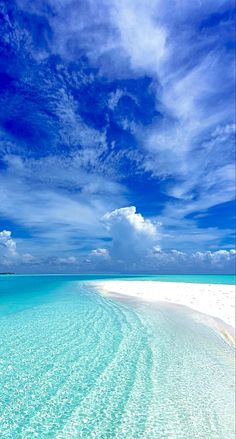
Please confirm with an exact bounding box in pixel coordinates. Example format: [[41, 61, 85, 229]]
[[151, 248, 236, 273], [0, 230, 36, 267], [97, 207, 235, 273], [0, 230, 17, 257], [103, 206, 160, 262], [193, 249, 236, 266], [1, 219, 234, 273]]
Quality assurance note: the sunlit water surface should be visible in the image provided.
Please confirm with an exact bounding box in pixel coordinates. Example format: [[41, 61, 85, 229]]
[[0, 275, 234, 438]]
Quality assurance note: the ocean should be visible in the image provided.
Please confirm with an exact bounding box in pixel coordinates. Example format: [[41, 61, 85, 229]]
[[0, 275, 235, 438]]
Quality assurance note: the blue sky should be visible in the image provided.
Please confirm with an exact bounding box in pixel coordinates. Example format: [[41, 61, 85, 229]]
[[0, 0, 235, 273]]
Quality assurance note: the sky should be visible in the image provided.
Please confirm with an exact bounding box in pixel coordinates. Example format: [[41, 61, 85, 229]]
[[0, 0, 235, 273]]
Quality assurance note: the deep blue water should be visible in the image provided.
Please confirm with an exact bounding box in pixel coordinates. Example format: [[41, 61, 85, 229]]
[[0, 275, 234, 438]]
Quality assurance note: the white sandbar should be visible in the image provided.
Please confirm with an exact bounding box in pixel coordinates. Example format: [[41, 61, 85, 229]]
[[94, 280, 235, 333]]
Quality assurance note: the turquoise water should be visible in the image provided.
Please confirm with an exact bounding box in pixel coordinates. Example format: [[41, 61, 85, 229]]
[[0, 275, 235, 438], [4, 273, 235, 284]]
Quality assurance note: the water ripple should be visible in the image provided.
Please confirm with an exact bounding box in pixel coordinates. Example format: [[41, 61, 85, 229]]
[[0, 279, 234, 438]]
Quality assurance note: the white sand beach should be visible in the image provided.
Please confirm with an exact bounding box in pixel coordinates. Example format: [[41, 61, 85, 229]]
[[94, 280, 235, 342]]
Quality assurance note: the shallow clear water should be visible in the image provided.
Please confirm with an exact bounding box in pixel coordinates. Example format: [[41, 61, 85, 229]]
[[2, 273, 235, 284], [0, 275, 235, 438]]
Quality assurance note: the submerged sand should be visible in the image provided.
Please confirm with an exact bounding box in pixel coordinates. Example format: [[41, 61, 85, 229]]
[[93, 280, 235, 344]]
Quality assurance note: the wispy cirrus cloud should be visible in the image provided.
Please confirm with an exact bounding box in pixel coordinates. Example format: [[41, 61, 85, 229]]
[[31, 0, 234, 220], [0, 0, 235, 272]]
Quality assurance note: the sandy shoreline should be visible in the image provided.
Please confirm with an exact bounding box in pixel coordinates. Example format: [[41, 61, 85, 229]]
[[92, 280, 235, 343]]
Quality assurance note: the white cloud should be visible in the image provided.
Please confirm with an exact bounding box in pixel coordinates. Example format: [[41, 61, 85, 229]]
[[108, 89, 124, 110], [149, 247, 236, 273], [96, 206, 236, 272], [1, 217, 234, 273], [0, 230, 17, 257], [0, 154, 128, 258], [16, 0, 234, 181], [21, 253, 38, 264], [104, 206, 157, 235], [0, 230, 36, 267], [53, 256, 78, 265], [42, 0, 233, 219], [116, 4, 235, 216], [103, 206, 160, 262], [48, 0, 233, 221], [3, 0, 235, 270], [90, 248, 109, 257], [193, 249, 236, 266], [110, 0, 167, 74]]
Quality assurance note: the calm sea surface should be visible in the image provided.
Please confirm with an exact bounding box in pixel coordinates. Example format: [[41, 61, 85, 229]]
[[0, 275, 235, 438]]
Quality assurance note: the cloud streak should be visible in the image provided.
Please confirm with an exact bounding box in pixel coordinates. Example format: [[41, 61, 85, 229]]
[[0, 1, 235, 272]]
